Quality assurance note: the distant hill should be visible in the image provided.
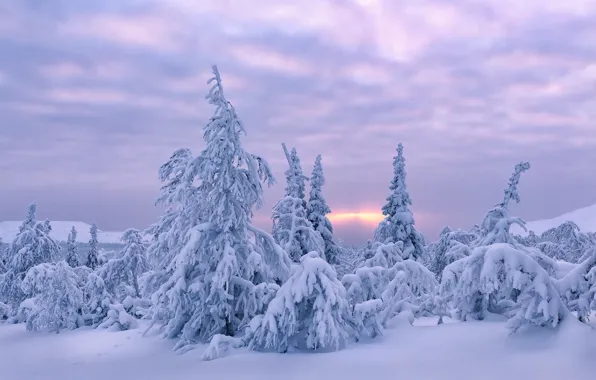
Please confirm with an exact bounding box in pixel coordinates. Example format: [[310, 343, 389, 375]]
[[512, 203, 596, 235], [0, 221, 124, 244]]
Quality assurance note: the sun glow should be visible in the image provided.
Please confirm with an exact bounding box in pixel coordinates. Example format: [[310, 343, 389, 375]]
[[328, 212, 385, 224]]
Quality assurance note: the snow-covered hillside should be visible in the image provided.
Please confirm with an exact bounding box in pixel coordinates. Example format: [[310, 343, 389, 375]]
[[512, 203, 596, 235], [0, 221, 124, 244]]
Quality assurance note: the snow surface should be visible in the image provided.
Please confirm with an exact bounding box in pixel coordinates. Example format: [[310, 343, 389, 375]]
[[0, 221, 123, 244], [1, 316, 595, 380], [512, 203, 596, 235]]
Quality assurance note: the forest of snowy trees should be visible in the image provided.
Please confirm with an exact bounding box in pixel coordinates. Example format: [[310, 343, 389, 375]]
[[1, 66, 596, 359]]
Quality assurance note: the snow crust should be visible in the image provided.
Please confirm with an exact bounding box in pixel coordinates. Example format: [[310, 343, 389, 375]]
[[1, 317, 595, 380]]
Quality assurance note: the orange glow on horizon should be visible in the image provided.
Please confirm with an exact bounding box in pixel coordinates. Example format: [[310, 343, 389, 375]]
[[328, 211, 385, 224]]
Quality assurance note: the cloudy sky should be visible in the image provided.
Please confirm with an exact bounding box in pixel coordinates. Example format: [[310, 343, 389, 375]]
[[1, 0, 595, 245]]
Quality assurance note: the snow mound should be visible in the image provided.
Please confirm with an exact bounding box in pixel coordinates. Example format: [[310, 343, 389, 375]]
[[0, 221, 124, 244], [512, 203, 596, 235]]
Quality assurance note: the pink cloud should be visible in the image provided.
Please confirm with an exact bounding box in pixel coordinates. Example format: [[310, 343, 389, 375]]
[[227, 44, 314, 76], [58, 13, 184, 51]]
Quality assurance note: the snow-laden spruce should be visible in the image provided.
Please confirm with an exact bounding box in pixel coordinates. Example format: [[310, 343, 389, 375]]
[[0, 204, 60, 315], [98, 228, 148, 300], [66, 226, 80, 267], [306, 154, 341, 264], [141, 148, 197, 299], [535, 221, 595, 263], [246, 252, 355, 353], [86, 223, 100, 270], [374, 143, 425, 261], [84, 273, 114, 326], [427, 228, 477, 280], [474, 162, 531, 247], [21, 261, 84, 333], [439, 162, 570, 332], [342, 241, 437, 336], [554, 248, 596, 322], [441, 243, 566, 332], [147, 66, 292, 349], [272, 145, 324, 263], [145, 148, 194, 271]]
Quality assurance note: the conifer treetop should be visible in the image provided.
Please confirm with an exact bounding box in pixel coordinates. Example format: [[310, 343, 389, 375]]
[[499, 161, 531, 209]]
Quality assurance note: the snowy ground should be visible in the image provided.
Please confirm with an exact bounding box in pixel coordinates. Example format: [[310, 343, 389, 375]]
[[2, 315, 596, 380]]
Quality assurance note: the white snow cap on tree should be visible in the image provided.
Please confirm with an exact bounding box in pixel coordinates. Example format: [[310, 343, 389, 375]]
[[307, 154, 341, 264], [147, 65, 291, 349], [247, 251, 355, 352], [86, 223, 99, 270], [21, 261, 84, 333], [374, 143, 425, 261], [273, 145, 324, 262], [66, 226, 80, 267]]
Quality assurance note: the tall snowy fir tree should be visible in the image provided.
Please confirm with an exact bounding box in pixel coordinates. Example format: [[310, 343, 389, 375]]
[[307, 154, 340, 264], [86, 223, 99, 270], [272, 145, 324, 263], [66, 226, 80, 268], [374, 144, 425, 261], [148, 66, 292, 350]]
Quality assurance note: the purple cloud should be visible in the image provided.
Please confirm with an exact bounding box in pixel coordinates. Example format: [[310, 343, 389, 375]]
[[1, 0, 595, 245]]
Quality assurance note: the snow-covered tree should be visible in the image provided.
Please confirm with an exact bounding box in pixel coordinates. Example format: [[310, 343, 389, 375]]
[[247, 252, 355, 352], [374, 144, 425, 261], [148, 66, 292, 349], [0, 204, 60, 314], [66, 226, 80, 267], [538, 222, 595, 263], [283, 144, 308, 203], [98, 229, 148, 299], [84, 273, 114, 326], [427, 228, 478, 279], [21, 261, 84, 333], [86, 223, 99, 270], [555, 248, 596, 322], [272, 145, 324, 262], [441, 243, 566, 332], [500, 161, 531, 209], [0, 237, 6, 272], [307, 154, 341, 264], [342, 244, 437, 334], [146, 148, 195, 271], [474, 162, 531, 248]]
